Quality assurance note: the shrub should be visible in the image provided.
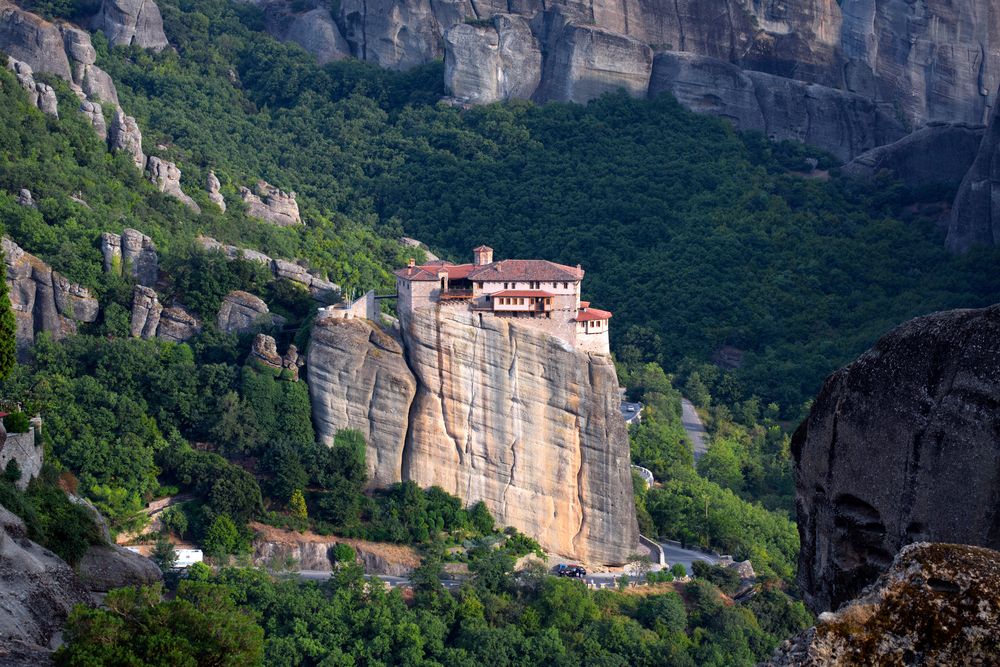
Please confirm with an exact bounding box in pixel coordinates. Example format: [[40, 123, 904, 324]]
[[3, 411, 30, 434]]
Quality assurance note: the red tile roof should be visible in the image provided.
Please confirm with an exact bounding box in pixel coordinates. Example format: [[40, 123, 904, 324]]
[[468, 259, 583, 282], [472, 245, 493, 251], [492, 290, 556, 298], [575, 306, 612, 322], [393, 266, 439, 281], [580, 301, 590, 308]]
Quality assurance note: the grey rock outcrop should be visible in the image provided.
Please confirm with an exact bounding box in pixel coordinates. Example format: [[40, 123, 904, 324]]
[[16, 189, 33, 207], [156, 305, 200, 342], [765, 543, 1000, 666], [794, 303, 1000, 613], [843, 122, 985, 190], [536, 23, 652, 105], [648, 52, 907, 163], [109, 108, 145, 170], [6, 58, 59, 117], [307, 306, 639, 564], [206, 171, 225, 211], [240, 180, 300, 226], [947, 86, 1000, 253], [0, 502, 90, 660], [266, 5, 350, 65], [444, 15, 541, 104], [197, 236, 340, 302], [61, 25, 119, 107], [146, 156, 200, 213], [3, 237, 99, 354], [250, 333, 303, 380], [92, 0, 169, 51], [0, 1, 72, 80], [307, 318, 417, 487], [252, 528, 420, 576], [102, 228, 158, 286], [76, 543, 162, 592], [217, 290, 277, 334], [129, 284, 162, 338], [79, 100, 107, 140], [0, 426, 42, 491]]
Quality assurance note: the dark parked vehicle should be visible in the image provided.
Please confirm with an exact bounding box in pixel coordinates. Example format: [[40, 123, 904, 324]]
[[556, 564, 587, 578]]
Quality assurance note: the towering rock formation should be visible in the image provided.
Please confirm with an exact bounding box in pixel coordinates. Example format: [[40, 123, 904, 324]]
[[217, 290, 278, 334], [206, 171, 225, 211], [101, 228, 158, 286], [444, 15, 541, 105], [794, 303, 1000, 613], [0, 1, 72, 80], [91, 0, 169, 51], [6, 58, 58, 117], [765, 543, 1000, 666], [307, 307, 639, 564], [947, 85, 1000, 252], [3, 237, 99, 355], [109, 108, 145, 170]]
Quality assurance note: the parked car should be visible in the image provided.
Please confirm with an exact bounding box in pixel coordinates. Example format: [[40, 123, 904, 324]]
[[556, 564, 587, 578]]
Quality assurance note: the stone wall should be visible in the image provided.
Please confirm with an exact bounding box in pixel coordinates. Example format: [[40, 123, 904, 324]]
[[0, 425, 41, 491]]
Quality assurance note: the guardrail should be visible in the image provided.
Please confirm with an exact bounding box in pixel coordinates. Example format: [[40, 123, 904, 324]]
[[638, 534, 666, 566]]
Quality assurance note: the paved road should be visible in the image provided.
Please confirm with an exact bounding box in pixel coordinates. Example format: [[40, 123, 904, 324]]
[[620, 401, 643, 424], [660, 542, 718, 575], [681, 398, 709, 460]]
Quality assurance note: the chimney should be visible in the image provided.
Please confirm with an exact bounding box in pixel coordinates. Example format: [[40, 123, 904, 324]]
[[408, 258, 415, 268], [473, 245, 494, 266]]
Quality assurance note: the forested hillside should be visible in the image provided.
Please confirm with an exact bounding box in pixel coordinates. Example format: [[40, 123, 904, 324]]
[[51, 0, 995, 417]]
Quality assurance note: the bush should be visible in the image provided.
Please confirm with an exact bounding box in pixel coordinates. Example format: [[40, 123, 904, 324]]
[[2, 411, 30, 433]]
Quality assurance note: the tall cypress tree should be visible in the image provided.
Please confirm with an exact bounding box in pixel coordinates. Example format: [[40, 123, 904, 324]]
[[0, 247, 16, 381]]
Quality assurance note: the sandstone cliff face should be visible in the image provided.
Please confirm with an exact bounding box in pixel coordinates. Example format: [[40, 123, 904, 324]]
[[765, 543, 1000, 666], [109, 108, 145, 170], [843, 122, 985, 190], [251, 524, 421, 576], [6, 58, 59, 117], [3, 237, 99, 355], [146, 156, 200, 213], [308, 307, 639, 564], [444, 15, 540, 105], [91, 0, 169, 51], [102, 228, 158, 286], [794, 304, 1000, 613], [308, 317, 416, 487], [947, 86, 1000, 253], [0, 1, 72, 80], [648, 51, 908, 162], [240, 180, 300, 226], [217, 289, 279, 334]]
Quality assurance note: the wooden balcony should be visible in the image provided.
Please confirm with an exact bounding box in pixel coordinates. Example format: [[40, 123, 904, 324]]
[[439, 289, 473, 300]]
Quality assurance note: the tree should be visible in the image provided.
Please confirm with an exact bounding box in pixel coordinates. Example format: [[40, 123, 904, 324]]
[[3, 459, 21, 485], [54, 582, 264, 666], [0, 245, 15, 382], [204, 514, 240, 560], [671, 562, 687, 578], [152, 534, 177, 571], [288, 489, 307, 519], [469, 501, 495, 535], [627, 553, 653, 583], [160, 505, 189, 539]]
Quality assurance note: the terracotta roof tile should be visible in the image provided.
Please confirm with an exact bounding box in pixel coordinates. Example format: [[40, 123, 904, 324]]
[[468, 259, 583, 282], [575, 307, 612, 322]]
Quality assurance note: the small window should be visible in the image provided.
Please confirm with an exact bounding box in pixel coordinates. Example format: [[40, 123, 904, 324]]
[[563, 282, 568, 289]]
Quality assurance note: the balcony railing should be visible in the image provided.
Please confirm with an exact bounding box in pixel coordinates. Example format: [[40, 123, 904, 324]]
[[439, 289, 473, 300]]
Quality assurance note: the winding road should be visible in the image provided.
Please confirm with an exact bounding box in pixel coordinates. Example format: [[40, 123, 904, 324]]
[[681, 398, 709, 460]]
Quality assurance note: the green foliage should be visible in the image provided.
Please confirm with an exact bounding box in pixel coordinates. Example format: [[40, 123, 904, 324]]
[[152, 534, 178, 572], [3, 459, 21, 484], [54, 582, 264, 666], [0, 466, 102, 565], [0, 246, 14, 382], [2, 411, 30, 433], [161, 504, 189, 538], [204, 514, 241, 559], [287, 489, 307, 519], [692, 561, 742, 595], [329, 542, 355, 564]]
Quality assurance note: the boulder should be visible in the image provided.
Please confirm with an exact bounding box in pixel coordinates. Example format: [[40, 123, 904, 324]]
[[156, 306, 200, 342], [6, 58, 59, 118], [75, 544, 161, 592], [109, 108, 145, 170], [535, 22, 652, 104], [647, 51, 907, 162], [794, 303, 1000, 613], [0, 502, 89, 660], [206, 170, 225, 211], [16, 189, 33, 207], [91, 0, 169, 51], [216, 290, 274, 334], [444, 14, 541, 104], [240, 180, 300, 226], [947, 85, 1000, 252], [249, 333, 282, 369], [269, 6, 350, 65], [146, 156, 200, 213], [52, 273, 100, 322], [129, 284, 162, 339], [79, 100, 106, 140], [765, 543, 1000, 666], [843, 122, 986, 189]]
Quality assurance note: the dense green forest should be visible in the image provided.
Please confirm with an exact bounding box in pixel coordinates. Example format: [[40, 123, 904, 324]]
[[55, 558, 811, 666]]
